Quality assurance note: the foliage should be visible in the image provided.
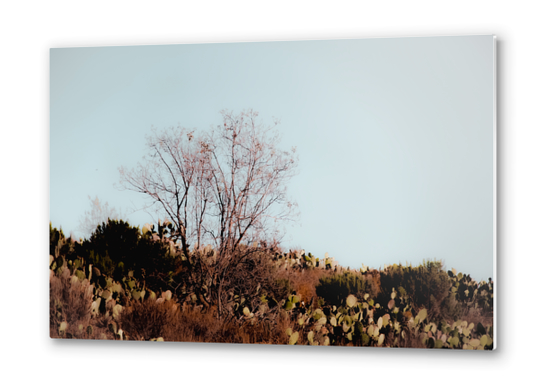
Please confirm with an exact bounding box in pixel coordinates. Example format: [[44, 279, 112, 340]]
[[49, 223, 493, 349], [50, 266, 93, 335], [49, 256, 124, 340], [448, 268, 494, 322], [316, 271, 374, 307], [76, 219, 177, 291], [377, 260, 460, 322]]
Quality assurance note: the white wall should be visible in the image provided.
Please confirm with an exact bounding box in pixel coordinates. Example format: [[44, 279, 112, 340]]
[[1, 1, 539, 382]]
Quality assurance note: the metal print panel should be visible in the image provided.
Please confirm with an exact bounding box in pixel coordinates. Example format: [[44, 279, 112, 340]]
[[50, 35, 496, 349]]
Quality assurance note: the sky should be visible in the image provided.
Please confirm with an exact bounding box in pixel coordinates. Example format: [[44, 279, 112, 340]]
[[50, 35, 495, 281]]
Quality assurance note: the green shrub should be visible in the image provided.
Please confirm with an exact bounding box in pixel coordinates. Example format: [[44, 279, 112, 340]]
[[77, 219, 177, 291], [50, 222, 78, 262], [378, 260, 459, 321], [316, 271, 372, 307]]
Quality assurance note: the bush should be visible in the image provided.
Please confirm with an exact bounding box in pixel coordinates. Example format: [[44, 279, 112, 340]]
[[185, 246, 289, 315], [378, 260, 460, 321], [316, 271, 375, 307], [120, 297, 291, 344], [50, 265, 94, 336], [77, 219, 177, 291], [120, 297, 179, 340], [50, 223, 78, 262]]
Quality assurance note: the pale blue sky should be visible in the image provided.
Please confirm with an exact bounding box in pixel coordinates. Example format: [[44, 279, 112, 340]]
[[50, 35, 494, 281]]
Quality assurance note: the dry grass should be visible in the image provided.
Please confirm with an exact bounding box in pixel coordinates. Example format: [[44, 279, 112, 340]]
[[120, 298, 292, 344]]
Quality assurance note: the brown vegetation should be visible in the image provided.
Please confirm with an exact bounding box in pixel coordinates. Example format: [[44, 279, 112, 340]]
[[50, 267, 116, 340], [276, 266, 330, 305], [50, 223, 493, 348]]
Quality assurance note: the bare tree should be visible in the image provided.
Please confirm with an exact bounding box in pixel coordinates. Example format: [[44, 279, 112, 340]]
[[202, 110, 299, 254], [119, 110, 298, 314], [119, 124, 207, 258], [77, 196, 123, 238]]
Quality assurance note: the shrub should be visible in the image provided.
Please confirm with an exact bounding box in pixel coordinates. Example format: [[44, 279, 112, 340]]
[[50, 265, 94, 336], [77, 219, 177, 291], [378, 260, 459, 322], [120, 298, 291, 344], [50, 223, 78, 262], [286, 268, 330, 305], [316, 270, 375, 307], [120, 297, 179, 341]]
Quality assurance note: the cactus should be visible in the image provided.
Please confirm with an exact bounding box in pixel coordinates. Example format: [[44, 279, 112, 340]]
[[288, 331, 299, 345], [59, 321, 68, 336], [307, 331, 315, 345], [346, 294, 357, 308], [415, 308, 427, 324], [49, 228, 493, 348]]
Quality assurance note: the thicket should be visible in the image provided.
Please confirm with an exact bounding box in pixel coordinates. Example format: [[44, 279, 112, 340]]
[[317, 271, 378, 307], [77, 220, 176, 290], [50, 221, 494, 349], [377, 261, 460, 322]]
